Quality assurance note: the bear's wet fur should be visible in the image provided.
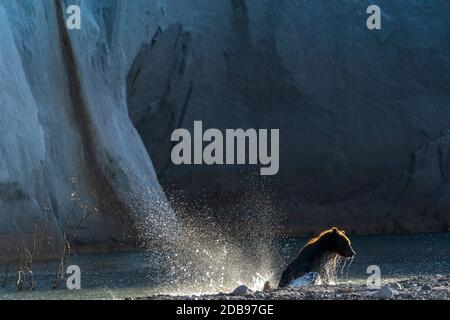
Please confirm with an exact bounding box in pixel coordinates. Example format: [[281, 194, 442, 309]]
[[278, 227, 355, 288]]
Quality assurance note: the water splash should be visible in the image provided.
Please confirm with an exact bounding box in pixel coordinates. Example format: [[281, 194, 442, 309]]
[[346, 257, 354, 279], [239, 272, 274, 292], [339, 258, 347, 279], [290, 272, 322, 288], [335, 256, 355, 284], [135, 186, 287, 295]]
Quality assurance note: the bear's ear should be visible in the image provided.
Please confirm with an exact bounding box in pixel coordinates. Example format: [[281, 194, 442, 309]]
[[331, 227, 338, 234]]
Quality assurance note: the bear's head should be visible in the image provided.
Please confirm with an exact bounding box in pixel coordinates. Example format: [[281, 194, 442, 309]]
[[309, 227, 355, 258]]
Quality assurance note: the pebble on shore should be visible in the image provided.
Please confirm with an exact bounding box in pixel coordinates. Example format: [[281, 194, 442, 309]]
[[421, 284, 433, 291], [231, 285, 253, 296], [375, 286, 394, 300]]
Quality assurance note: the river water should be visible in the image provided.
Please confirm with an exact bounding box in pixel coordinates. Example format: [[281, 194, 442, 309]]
[[0, 233, 448, 299]]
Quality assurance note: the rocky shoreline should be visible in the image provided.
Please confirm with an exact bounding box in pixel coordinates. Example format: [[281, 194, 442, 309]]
[[135, 275, 449, 300]]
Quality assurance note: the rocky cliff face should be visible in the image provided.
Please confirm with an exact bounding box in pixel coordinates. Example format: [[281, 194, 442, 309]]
[[0, 0, 449, 261], [125, 0, 450, 235]]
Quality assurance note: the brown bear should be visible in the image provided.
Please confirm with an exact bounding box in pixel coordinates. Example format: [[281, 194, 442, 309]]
[[278, 227, 355, 288]]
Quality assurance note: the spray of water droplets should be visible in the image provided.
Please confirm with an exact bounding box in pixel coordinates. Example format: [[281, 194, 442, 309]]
[[129, 174, 288, 294]]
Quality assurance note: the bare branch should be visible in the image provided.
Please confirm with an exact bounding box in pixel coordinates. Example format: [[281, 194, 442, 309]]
[[53, 176, 98, 290]]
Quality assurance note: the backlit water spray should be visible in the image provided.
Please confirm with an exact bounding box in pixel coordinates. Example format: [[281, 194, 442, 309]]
[[132, 177, 287, 295]]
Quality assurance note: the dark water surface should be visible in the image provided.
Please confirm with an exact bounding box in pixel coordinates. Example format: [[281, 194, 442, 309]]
[[0, 233, 448, 299]]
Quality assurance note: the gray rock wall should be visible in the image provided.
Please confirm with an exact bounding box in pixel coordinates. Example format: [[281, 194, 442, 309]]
[[126, 0, 450, 235], [0, 0, 178, 260]]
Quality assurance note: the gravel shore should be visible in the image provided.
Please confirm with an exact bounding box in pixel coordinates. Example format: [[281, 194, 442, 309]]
[[135, 275, 449, 300]]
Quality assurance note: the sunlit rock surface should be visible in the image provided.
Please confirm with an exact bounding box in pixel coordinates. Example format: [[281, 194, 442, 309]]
[[0, 0, 178, 260]]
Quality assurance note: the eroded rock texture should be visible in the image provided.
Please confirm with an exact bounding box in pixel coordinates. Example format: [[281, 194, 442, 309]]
[[126, 0, 450, 235], [0, 0, 178, 260]]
